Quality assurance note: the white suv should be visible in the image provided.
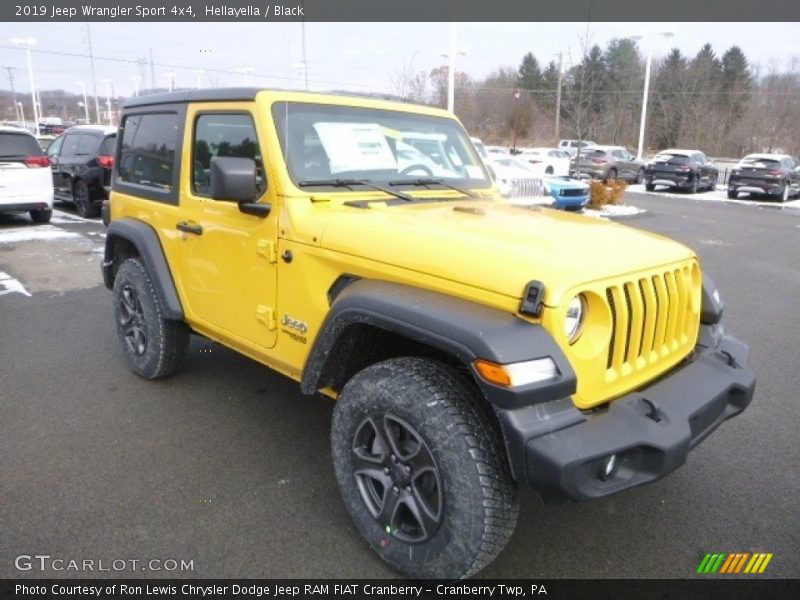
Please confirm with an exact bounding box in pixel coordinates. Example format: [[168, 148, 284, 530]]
[[0, 126, 54, 223], [558, 139, 598, 158]]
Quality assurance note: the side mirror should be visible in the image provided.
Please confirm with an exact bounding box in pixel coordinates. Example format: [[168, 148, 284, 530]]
[[211, 156, 256, 202], [210, 156, 270, 217]]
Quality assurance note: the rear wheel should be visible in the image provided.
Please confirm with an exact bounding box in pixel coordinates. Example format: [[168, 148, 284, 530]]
[[73, 180, 99, 219], [331, 357, 519, 580], [645, 183, 656, 192], [688, 175, 699, 194], [605, 168, 617, 183], [545, 166, 554, 175], [113, 258, 189, 379], [708, 173, 718, 191], [29, 208, 52, 224], [727, 188, 738, 199]]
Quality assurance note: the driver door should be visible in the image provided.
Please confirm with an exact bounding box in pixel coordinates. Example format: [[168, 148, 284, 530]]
[[175, 105, 279, 350]]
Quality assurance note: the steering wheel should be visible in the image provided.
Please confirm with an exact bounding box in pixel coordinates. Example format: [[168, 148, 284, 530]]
[[399, 164, 433, 177]]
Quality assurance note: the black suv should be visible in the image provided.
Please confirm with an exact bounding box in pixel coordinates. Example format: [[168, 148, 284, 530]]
[[728, 154, 800, 202], [644, 149, 718, 194], [46, 125, 117, 218]]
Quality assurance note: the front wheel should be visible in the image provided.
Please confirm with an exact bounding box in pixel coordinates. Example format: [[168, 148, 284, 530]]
[[635, 168, 645, 184], [113, 258, 189, 379], [727, 188, 738, 199], [780, 182, 789, 202], [645, 183, 656, 192], [605, 168, 617, 183], [331, 357, 519, 580]]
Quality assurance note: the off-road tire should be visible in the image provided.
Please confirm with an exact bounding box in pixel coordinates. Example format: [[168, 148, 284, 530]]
[[74, 180, 100, 219], [331, 357, 519, 580], [113, 258, 189, 379], [29, 208, 52, 223]]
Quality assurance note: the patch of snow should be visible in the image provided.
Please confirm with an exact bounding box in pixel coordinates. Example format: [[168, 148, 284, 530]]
[[0, 271, 31, 297], [0, 225, 81, 244], [50, 209, 98, 224], [583, 204, 647, 219]]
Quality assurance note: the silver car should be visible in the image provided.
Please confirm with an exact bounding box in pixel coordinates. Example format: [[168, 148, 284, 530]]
[[570, 145, 645, 183]]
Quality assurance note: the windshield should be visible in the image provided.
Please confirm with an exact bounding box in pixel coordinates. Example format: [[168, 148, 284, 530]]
[[272, 101, 491, 188]]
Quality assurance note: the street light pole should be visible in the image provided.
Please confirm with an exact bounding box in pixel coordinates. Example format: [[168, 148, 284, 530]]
[[102, 79, 113, 125], [635, 32, 673, 161], [130, 76, 141, 97], [512, 90, 521, 153], [76, 81, 89, 123], [11, 37, 40, 135], [441, 23, 467, 113], [17, 101, 26, 130], [238, 67, 254, 86]]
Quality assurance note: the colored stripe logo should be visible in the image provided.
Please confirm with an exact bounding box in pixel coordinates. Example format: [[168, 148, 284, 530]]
[[697, 552, 773, 574]]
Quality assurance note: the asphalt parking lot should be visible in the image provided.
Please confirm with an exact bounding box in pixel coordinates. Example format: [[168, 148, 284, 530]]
[[1, 193, 799, 579]]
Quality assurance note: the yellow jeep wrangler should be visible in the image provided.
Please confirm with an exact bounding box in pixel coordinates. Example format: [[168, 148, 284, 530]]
[[102, 89, 755, 579]]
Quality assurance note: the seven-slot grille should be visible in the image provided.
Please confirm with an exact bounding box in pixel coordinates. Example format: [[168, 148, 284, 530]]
[[509, 178, 544, 199], [605, 265, 699, 376]]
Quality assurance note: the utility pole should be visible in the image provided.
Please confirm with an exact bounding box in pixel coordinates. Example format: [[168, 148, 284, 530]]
[[4, 67, 20, 121], [85, 24, 101, 124], [554, 52, 563, 143]]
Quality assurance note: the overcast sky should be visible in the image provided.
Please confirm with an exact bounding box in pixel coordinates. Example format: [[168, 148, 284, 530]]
[[1, 22, 799, 98]]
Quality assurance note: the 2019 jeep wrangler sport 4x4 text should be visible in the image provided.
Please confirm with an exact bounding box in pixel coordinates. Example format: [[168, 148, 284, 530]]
[[102, 89, 755, 580]]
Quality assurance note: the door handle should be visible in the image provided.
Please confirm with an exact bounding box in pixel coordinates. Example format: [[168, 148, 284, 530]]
[[176, 221, 203, 235]]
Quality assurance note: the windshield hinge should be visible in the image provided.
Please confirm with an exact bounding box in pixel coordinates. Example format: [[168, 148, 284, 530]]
[[256, 239, 277, 263]]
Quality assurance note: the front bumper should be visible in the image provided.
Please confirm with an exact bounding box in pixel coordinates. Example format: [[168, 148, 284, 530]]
[[496, 325, 755, 500]]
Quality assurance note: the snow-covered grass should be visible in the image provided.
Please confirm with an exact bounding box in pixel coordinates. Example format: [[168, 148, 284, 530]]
[[627, 184, 800, 208]]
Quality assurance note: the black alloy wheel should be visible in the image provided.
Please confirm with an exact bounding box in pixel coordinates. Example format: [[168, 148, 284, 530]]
[[352, 413, 443, 543], [118, 283, 148, 356]]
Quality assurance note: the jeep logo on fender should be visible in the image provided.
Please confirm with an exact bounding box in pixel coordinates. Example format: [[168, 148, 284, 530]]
[[281, 315, 308, 334]]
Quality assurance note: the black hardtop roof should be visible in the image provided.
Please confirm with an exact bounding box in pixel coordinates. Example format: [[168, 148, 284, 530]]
[[122, 87, 410, 109]]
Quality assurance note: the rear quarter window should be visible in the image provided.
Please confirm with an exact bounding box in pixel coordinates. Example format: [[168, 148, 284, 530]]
[[99, 135, 116, 155], [76, 134, 101, 156], [117, 112, 181, 196]]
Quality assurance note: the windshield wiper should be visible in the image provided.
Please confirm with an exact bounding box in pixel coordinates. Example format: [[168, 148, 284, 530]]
[[297, 178, 415, 202], [388, 178, 479, 198]]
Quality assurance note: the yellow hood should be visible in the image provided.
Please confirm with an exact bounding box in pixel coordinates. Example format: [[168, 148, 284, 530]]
[[318, 200, 695, 306]]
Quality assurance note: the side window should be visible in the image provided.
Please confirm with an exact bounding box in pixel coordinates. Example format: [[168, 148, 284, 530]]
[[118, 113, 180, 191], [611, 150, 623, 159], [47, 135, 64, 158], [60, 133, 80, 157], [76, 134, 100, 156], [192, 113, 264, 196]]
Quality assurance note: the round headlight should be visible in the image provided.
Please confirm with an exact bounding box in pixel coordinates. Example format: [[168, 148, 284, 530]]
[[565, 294, 587, 343]]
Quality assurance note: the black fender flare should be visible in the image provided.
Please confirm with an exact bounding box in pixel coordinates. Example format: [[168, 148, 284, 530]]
[[301, 279, 576, 410], [102, 218, 184, 320]]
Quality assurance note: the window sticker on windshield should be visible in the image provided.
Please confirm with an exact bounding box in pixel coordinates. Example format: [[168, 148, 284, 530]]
[[313, 122, 397, 173], [464, 165, 484, 179]]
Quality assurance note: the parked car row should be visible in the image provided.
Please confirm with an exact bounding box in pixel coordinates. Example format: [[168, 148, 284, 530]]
[[0, 123, 116, 222]]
